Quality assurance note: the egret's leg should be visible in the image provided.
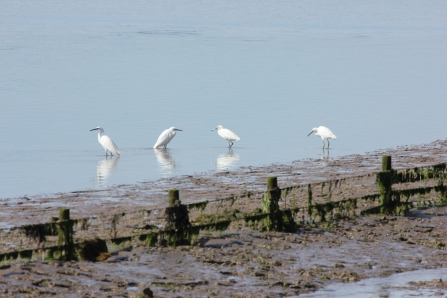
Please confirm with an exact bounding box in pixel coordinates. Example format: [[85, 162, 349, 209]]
[[322, 139, 325, 148], [327, 139, 330, 148], [229, 141, 233, 148], [164, 145, 167, 149]]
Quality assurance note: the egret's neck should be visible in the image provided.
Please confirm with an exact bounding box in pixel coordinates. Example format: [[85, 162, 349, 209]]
[[97, 129, 104, 141]]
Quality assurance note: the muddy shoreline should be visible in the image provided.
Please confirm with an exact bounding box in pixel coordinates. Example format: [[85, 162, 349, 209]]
[[1, 140, 447, 297]]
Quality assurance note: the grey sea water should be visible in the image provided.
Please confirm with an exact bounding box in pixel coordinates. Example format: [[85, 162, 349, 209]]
[[1, 0, 446, 199]]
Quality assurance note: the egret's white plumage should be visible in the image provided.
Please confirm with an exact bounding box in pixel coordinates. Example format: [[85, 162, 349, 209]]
[[153, 127, 182, 149], [212, 125, 240, 148], [90, 126, 121, 156], [308, 126, 337, 148]]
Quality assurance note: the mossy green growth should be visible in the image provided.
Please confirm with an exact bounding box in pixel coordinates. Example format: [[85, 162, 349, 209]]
[[19, 249, 33, 260], [22, 223, 47, 243], [168, 189, 180, 207], [140, 232, 158, 246], [195, 209, 243, 225], [308, 198, 357, 222], [196, 219, 232, 232], [45, 246, 62, 261], [267, 176, 278, 191], [382, 155, 392, 171], [307, 184, 313, 217], [377, 170, 401, 215], [188, 200, 209, 211], [111, 236, 132, 246], [260, 187, 297, 232], [0, 251, 18, 262], [436, 242, 446, 249], [159, 230, 187, 247], [48, 217, 59, 235], [311, 202, 333, 222], [160, 196, 196, 246]]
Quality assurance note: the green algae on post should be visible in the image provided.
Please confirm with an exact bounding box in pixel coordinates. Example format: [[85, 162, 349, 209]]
[[260, 176, 297, 232], [161, 189, 196, 246], [168, 189, 180, 207]]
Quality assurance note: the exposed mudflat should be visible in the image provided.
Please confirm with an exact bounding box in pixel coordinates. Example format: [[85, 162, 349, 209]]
[[1, 140, 447, 297]]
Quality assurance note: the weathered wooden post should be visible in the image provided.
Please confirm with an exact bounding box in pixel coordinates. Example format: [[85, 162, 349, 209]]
[[168, 189, 180, 207], [47, 216, 59, 236], [262, 177, 280, 214], [377, 155, 395, 214], [161, 189, 193, 246], [382, 155, 392, 171], [261, 177, 296, 232], [57, 208, 75, 260], [307, 184, 313, 218]]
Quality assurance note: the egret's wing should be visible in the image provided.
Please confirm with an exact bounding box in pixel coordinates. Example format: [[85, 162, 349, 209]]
[[101, 135, 121, 155], [319, 126, 336, 139], [220, 129, 240, 141], [153, 129, 174, 148]]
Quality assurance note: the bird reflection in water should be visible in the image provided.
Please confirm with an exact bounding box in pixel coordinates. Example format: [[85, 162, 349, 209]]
[[321, 148, 330, 160], [217, 149, 240, 171], [96, 156, 120, 186], [153, 148, 175, 174]]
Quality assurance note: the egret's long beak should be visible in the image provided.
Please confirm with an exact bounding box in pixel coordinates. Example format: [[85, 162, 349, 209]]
[[175, 129, 183, 131], [307, 131, 313, 136], [90, 128, 98, 131], [212, 128, 217, 131]]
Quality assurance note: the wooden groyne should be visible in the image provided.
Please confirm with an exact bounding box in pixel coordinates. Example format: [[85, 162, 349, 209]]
[[1, 155, 446, 262]]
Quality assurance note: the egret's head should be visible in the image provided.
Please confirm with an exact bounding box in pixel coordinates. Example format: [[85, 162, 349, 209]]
[[307, 127, 318, 136], [212, 125, 223, 131]]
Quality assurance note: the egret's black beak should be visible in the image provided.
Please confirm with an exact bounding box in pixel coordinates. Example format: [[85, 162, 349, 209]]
[[307, 131, 313, 136], [90, 128, 98, 131]]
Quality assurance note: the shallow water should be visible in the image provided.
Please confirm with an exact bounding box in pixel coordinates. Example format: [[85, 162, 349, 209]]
[[299, 268, 447, 298], [1, 0, 446, 199]]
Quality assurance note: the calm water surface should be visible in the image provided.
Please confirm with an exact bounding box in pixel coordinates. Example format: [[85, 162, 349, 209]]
[[299, 268, 447, 297], [1, 1, 446, 199]]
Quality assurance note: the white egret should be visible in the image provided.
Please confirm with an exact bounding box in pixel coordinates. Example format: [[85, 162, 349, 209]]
[[90, 126, 121, 156], [153, 127, 182, 149], [308, 126, 337, 148], [212, 125, 240, 148]]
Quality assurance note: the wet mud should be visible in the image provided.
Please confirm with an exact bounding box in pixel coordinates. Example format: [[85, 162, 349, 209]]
[[1, 140, 447, 297]]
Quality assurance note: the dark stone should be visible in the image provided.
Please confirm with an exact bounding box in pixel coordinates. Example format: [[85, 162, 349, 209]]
[[77, 238, 109, 262]]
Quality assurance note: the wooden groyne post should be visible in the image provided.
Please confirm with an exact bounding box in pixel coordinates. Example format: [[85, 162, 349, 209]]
[[376, 155, 408, 215], [261, 176, 296, 232], [161, 189, 194, 246], [57, 208, 75, 260]]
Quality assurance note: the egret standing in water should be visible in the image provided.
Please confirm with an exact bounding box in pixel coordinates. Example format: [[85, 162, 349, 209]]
[[212, 125, 240, 148], [153, 127, 182, 149], [90, 126, 121, 156], [308, 126, 337, 148]]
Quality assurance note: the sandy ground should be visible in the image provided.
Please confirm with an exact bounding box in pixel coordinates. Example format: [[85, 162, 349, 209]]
[[1, 140, 447, 297]]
